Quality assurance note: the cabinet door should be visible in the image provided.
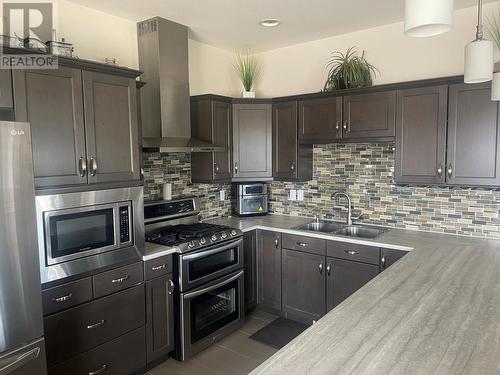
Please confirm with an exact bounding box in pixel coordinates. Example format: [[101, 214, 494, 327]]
[[447, 82, 500, 186], [273, 101, 298, 180], [233, 103, 272, 179], [83, 71, 140, 184], [327, 257, 379, 311], [380, 248, 408, 272], [257, 231, 282, 311], [394, 86, 448, 184], [13, 68, 87, 188], [282, 249, 326, 323], [146, 274, 175, 363], [343, 91, 396, 138], [213, 100, 232, 180], [243, 230, 257, 311], [298, 96, 342, 143]]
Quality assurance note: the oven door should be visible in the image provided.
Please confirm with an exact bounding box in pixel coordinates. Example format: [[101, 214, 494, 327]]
[[179, 237, 243, 291], [179, 269, 244, 360], [43, 203, 120, 265], [237, 195, 268, 215]]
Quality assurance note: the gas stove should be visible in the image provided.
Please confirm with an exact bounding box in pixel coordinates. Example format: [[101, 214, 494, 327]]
[[144, 197, 242, 253]]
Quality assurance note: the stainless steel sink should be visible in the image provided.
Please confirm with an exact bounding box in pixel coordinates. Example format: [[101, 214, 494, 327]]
[[335, 225, 387, 239], [295, 222, 342, 233]]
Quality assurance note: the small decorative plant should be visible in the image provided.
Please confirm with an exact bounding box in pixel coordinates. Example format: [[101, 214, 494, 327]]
[[323, 47, 378, 91], [487, 6, 500, 51], [234, 49, 260, 97]]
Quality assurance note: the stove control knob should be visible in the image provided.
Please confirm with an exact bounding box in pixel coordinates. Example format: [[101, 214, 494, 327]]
[[200, 238, 207, 245], [221, 232, 228, 239], [188, 241, 195, 248], [211, 235, 217, 242], [230, 230, 237, 236]]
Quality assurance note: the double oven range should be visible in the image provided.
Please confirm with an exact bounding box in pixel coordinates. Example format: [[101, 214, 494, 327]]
[[144, 198, 245, 360]]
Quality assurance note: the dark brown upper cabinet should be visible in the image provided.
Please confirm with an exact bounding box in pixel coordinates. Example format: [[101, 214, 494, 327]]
[[342, 91, 396, 139], [447, 82, 500, 186], [13, 67, 88, 188], [83, 71, 140, 184], [0, 69, 14, 121], [273, 101, 313, 181], [298, 96, 342, 143], [13, 66, 141, 189], [232, 102, 273, 181], [394, 85, 448, 184], [191, 96, 233, 182]]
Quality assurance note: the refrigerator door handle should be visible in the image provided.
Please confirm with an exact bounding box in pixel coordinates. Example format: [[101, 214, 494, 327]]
[[0, 346, 40, 375]]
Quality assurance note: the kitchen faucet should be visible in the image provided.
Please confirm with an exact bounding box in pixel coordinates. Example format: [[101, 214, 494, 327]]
[[331, 191, 353, 225]]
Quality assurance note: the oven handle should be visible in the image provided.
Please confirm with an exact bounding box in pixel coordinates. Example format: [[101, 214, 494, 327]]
[[182, 270, 244, 300], [181, 238, 243, 262]]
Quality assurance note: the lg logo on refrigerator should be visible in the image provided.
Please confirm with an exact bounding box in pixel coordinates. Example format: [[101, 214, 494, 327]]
[[10, 129, 25, 136]]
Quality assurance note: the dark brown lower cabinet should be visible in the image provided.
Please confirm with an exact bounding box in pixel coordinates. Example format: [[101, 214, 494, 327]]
[[243, 230, 257, 311], [146, 274, 175, 363], [257, 230, 282, 311], [327, 257, 379, 311], [380, 248, 408, 271], [49, 327, 146, 375], [282, 249, 326, 323]]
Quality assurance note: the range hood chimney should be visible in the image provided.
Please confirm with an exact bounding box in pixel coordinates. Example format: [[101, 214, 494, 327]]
[[137, 17, 224, 152]]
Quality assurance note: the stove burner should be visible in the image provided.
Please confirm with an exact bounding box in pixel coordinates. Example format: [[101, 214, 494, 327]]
[[145, 223, 235, 247]]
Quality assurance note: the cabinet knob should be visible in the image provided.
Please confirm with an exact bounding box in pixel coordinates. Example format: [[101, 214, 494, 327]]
[[335, 121, 341, 131], [290, 162, 295, 173], [234, 162, 238, 174], [168, 279, 174, 295], [326, 263, 331, 276], [318, 262, 324, 274], [274, 238, 279, 249], [447, 163, 453, 178], [214, 163, 219, 174], [381, 256, 387, 270], [89, 157, 98, 177], [437, 163, 443, 178], [343, 120, 348, 131]]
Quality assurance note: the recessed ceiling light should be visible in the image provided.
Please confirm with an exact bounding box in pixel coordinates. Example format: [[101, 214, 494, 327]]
[[259, 19, 280, 27]]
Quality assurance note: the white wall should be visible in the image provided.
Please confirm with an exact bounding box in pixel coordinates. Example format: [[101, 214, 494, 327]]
[[254, 3, 499, 97], [57, 0, 139, 68]]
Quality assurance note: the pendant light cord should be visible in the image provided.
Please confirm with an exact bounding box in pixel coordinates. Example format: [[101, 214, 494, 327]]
[[476, 0, 484, 40]]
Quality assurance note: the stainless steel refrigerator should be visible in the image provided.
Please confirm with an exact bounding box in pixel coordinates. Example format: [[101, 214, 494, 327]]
[[0, 122, 47, 375]]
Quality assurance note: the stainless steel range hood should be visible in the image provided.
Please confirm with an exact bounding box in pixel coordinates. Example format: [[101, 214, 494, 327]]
[[137, 17, 224, 153]]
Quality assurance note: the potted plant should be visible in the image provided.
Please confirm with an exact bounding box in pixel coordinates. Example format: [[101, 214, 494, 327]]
[[487, 5, 500, 71], [323, 47, 378, 92], [234, 49, 260, 98]]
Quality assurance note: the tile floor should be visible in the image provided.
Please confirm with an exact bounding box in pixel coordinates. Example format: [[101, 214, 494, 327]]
[[146, 310, 279, 375]]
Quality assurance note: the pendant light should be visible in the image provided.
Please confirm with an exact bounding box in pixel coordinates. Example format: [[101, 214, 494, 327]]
[[405, 0, 454, 38], [464, 0, 493, 83]]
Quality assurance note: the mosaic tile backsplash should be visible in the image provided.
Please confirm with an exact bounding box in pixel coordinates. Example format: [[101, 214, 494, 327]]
[[269, 144, 500, 239], [142, 152, 231, 220]]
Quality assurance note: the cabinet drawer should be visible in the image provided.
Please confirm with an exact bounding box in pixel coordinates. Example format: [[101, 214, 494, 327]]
[[48, 326, 146, 375], [93, 262, 143, 298], [282, 234, 326, 255], [327, 241, 380, 265], [144, 255, 173, 281], [44, 285, 145, 366], [42, 277, 93, 316]]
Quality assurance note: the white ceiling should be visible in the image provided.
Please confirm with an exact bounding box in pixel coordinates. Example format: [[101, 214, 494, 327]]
[[66, 0, 495, 51]]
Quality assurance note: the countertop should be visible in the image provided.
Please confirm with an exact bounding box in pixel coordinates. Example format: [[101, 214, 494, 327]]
[[207, 214, 500, 374]]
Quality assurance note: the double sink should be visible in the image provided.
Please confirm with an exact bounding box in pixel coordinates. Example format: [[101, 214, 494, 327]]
[[295, 221, 388, 239]]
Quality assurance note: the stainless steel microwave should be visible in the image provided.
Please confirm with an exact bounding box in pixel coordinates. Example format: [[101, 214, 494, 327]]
[[233, 183, 268, 216], [36, 187, 144, 284]]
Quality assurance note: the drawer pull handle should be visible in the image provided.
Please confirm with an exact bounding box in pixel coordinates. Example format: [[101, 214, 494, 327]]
[[111, 275, 130, 283], [89, 364, 108, 375], [296, 242, 309, 247], [168, 279, 174, 295], [152, 264, 166, 271], [86, 320, 106, 330], [52, 293, 73, 303], [345, 250, 359, 255]]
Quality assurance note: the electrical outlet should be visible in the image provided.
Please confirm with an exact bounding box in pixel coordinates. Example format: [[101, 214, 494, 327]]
[[219, 190, 225, 201], [297, 190, 304, 201], [289, 189, 297, 201]]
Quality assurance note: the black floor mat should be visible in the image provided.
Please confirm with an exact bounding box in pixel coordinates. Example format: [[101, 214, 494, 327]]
[[249, 317, 309, 349]]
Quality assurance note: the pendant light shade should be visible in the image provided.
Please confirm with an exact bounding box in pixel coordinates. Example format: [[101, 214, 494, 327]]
[[405, 0, 454, 37], [492, 73, 500, 100], [464, 39, 494, 83], [464, 0, 493, 84]]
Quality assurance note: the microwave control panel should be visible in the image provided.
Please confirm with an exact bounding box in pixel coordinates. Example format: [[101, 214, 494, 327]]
[[119, 205, 131, 244]]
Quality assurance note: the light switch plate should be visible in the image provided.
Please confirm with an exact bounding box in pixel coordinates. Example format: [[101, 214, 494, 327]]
[[289, 189, 297, 201], [219, 190, 225, 201], [297, 190, 304, 201]]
